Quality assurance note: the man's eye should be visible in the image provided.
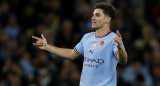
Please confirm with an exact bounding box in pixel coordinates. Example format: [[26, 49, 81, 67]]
[[96, 14, 100, 17]]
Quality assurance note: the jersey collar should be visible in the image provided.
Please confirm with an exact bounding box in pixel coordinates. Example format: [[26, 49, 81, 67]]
[[95, 30, 112, 38]]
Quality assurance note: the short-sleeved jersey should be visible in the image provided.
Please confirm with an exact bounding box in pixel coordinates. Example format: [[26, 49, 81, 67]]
[[74, 31, 125, 86]]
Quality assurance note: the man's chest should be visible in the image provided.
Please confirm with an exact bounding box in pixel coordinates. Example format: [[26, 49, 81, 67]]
[[83, 38, 113, 57]]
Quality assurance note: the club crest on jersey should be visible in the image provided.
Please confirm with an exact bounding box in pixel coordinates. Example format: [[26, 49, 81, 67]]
[[100, 41, 104, 46], [91, 43, 96, 49]]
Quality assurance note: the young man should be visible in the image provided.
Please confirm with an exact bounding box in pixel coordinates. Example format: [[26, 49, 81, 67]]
[[32, 2, 127, 86]]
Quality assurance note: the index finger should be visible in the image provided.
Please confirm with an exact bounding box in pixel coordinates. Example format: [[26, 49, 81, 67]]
[[32, 36, 41, 40]]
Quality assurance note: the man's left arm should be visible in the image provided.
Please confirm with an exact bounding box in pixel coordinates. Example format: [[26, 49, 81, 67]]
[[114, 30, 128, 65]]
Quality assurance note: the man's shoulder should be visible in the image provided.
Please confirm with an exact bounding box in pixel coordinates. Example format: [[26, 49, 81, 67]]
[[109, 32, 117, 38], [83, 32, 95, 38], [82, 31, 117, 39], [110, 32, 117, 36]]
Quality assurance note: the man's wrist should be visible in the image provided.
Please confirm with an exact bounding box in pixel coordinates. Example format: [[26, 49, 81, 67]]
[[45, 44, 49, 51], [117, 44, 123, 49]]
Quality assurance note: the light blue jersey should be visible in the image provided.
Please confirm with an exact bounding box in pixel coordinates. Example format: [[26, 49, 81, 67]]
[[74, 31, 125, 86]]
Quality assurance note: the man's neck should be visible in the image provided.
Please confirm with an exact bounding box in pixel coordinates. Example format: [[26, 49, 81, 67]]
[[95, 25, 111, 37]]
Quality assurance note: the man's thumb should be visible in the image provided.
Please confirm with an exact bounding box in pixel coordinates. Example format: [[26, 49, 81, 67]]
[[41, 34, 45, 39], [116, 30, 119, 35]]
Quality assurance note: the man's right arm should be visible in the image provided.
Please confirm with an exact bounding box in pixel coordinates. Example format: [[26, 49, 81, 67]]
[[45, 44, 80, 60], [32, 34, 80, 60]]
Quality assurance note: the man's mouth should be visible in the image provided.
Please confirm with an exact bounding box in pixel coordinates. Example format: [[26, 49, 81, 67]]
[[92, 22, 96, 24]]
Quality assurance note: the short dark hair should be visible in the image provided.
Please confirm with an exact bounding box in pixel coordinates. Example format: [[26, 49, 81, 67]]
[[94, 2, 116, 21]]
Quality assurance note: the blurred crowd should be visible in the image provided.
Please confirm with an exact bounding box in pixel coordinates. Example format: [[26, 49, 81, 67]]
[[0, 0, 160, 86]]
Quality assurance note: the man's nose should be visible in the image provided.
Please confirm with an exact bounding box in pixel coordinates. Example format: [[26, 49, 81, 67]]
[[91, 16, 95, 20]]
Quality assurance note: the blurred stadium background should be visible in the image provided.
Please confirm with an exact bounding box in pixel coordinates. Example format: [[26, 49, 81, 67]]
[[0, 0, 160, 86]]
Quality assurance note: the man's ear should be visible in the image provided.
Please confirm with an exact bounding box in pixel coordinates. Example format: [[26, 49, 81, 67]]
[[105, 16, 111, 23]]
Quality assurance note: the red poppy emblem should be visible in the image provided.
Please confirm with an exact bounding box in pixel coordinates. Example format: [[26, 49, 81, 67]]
[[100, 41, 104, 46]]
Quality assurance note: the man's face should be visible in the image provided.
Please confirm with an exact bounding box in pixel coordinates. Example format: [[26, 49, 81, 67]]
[[91, 9, 107, 29]]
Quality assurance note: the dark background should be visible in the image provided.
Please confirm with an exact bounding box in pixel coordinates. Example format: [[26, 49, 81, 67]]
[[0, 0, 160, 86]]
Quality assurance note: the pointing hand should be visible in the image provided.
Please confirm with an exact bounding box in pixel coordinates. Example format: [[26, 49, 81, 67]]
[[32, 34, 48, 50]]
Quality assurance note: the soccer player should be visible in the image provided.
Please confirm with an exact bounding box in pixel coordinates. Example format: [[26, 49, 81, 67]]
[[32, 2, 127, 86]]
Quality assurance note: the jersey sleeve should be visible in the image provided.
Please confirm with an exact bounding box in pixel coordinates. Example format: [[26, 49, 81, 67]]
[[113, 41, 118, 55], [74, 35, 87, 56], [113, 41, 125, 56], [74, 40, 84, 55]]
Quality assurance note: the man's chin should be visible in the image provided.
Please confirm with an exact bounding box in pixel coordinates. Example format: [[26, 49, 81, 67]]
[[91, 27, 99, 30]]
